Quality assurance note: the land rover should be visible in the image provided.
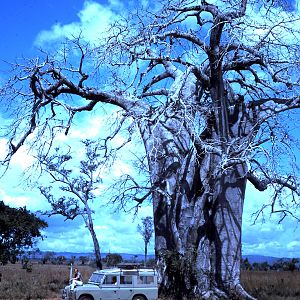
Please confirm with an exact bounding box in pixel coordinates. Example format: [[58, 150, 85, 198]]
[[62, 264, 158, 300]]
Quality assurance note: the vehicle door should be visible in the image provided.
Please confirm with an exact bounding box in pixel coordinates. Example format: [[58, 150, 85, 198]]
[[99, 275, 119, 300], [136, 275, 157, 300], [118, 275, 134, 300]]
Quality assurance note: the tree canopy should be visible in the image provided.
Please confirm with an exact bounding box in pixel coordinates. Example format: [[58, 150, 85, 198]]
[[0, 201, 47, 265]]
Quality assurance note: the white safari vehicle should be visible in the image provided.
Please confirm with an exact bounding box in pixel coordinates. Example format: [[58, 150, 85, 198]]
[[62, 264, 158, 300]]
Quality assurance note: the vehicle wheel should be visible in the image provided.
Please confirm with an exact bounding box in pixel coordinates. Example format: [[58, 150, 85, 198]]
[[78, 295, 93, 300], [132, 295, 147, 300]]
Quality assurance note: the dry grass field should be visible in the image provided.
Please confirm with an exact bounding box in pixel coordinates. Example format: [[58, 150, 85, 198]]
[[0, 263, 300, 299], [241, 270, 300, 300], [0, 262, 93, 300]]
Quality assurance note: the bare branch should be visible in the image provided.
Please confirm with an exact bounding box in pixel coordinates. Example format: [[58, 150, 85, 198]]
[[247, 171, 298, 193]]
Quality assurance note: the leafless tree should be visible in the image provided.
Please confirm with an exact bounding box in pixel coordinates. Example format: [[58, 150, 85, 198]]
[[138, 216, 154, 266], [1, 0, 300, 299], [38, 140, 104, 269]]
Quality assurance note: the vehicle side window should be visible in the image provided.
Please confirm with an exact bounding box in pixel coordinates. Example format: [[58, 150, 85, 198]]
[[138, 276, 154, 284], [103, 275, 118, 285], [120, 275, 133, 285]]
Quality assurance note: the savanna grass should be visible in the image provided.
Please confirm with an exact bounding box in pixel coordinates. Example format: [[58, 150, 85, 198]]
[[0, 262, 93, 300], [241, 270, 300, 300], [1, 263, 300, 299]]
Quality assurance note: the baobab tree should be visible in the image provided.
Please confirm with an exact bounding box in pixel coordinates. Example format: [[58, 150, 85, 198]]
[[1, 0, 300, 299], [38, 139, 105, 269]]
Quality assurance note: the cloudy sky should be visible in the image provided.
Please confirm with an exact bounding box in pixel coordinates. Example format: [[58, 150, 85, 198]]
[[0, 0, 300, 259]]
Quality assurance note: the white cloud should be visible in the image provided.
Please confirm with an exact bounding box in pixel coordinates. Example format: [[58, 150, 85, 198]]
[[0, 139, 8, 158], [287, 241, 300, 250], [10, 146, 35, 170], [1, 191, 28, 207], [243, 3, 300, 47], [0, 138, 35, 170], [0, 185, 45, 211], [35, 0, 119, 46], [112, 160, 131, 177], [37, 204, 155, 255], [243, 183, 300, 258], [66, 120, 102, 140], [42, 225, 96, 253], [94, 225, 109, 230]]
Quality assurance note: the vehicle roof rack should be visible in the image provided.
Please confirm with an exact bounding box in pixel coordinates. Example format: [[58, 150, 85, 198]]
[[117, 263, 142, 270]]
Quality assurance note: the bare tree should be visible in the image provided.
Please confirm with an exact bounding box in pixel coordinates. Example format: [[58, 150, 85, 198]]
[[1, 0, 300, 299], [38, 139, 104, 269], [138, 216, 154, 266]]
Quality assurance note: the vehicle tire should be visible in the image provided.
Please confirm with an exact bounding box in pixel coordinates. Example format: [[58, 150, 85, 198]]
[[78, 295, 93, 300], [132, 295, 147, 300]]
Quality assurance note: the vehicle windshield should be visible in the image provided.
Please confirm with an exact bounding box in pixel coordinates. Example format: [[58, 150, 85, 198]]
[[88, 273, 104, 285]]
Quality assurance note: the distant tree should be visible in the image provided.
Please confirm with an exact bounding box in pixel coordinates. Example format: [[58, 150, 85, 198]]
[[252, 262, 259, 271], [69, 255, 76, 265], [138, 216, 154, 266], [132, 255, 139, 263], [38, 140, 104, 269], [105, 253, 123, 267], [57, 255, 67, 265], [42, 251, 56, 264], [0, 201, 47, 265], [271, 258, 299, 271], [79, 256, 89, 265], [287, 258, 299, 272], [272, 258, 284, 271], [251, 261, 270, 271], [260, 262, 270, 271], [241, 258, 252, 271]]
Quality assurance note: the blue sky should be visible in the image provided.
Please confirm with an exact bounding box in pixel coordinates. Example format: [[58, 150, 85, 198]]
[[0, 0, 300, 258]]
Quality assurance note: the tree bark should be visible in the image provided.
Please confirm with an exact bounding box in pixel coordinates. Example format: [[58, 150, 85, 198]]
[[144, 242, 147, 267], [86, 215, 103, 270], [146, 143, 253, 298], [90, 226, 102, 270], [138, 92, 255, 299]]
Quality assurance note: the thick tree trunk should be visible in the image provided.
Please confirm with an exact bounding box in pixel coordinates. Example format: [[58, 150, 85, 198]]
[[135, 64, 257, 298], [139, 121, 255, 299], [154, 164, 253, 299]]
